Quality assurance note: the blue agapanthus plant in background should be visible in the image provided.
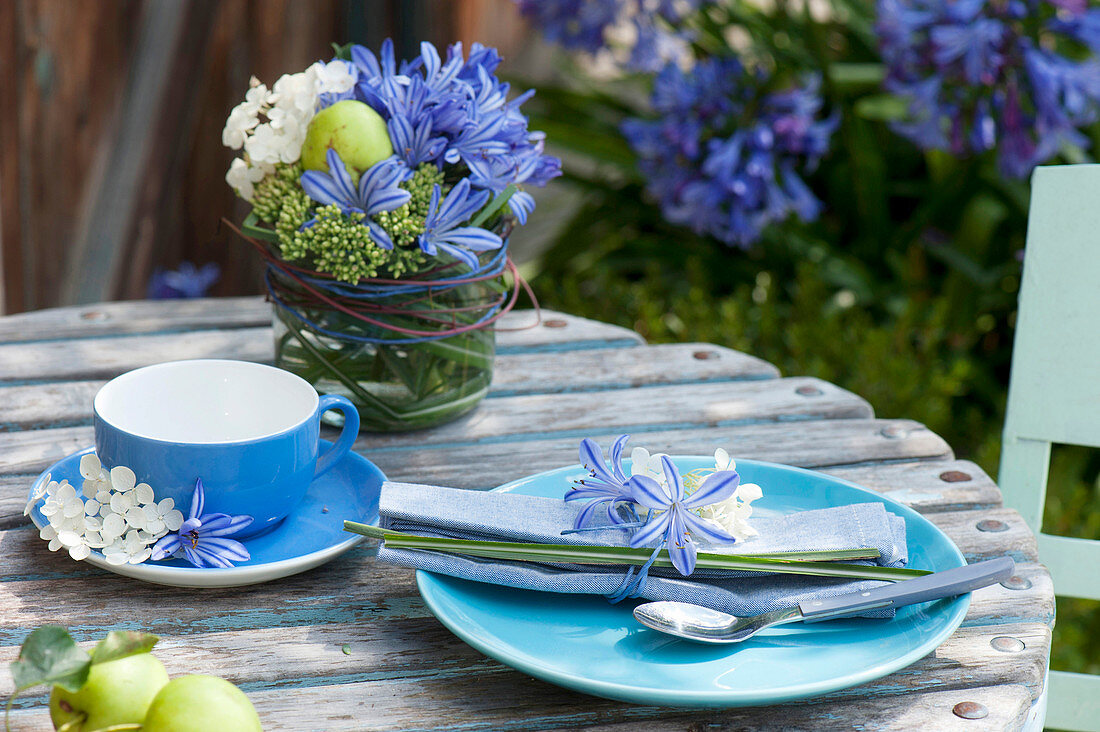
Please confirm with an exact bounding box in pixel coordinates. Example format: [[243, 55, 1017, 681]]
[[147, 262, 220, 300], [518, 0, 1100, 251], [877, 0, 1100, 177], [622, 60, 838, 248], [513, 0, 701, 71]]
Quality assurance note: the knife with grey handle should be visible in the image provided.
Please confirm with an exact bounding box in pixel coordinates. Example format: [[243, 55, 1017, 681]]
[[633, 556, 1016, 644]]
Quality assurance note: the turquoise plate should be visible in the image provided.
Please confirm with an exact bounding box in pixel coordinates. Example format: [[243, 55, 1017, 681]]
[[27, 441, 383, 588], [416, 458, 968, 707]]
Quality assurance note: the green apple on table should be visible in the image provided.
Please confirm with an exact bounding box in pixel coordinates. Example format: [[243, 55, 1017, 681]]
[[48, 652, 168, 732], [141, 674, 262, 732]]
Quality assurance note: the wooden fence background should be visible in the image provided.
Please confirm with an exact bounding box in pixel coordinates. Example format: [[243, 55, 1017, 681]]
[[0, 0, 527, 314]]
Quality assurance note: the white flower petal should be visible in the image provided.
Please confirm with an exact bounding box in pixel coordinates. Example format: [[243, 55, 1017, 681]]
[[39, 525, 58, 541], [79, 454, 102, 479], [135, 484, 155, 504], [62, 499, 85, 519], [110, 466, 136, 493], [102, 513, 127, 539], [57, 530, 82, 547], [144, 519, 165, 536], [110, 492, 134, 513], [630, 447, 651, 477], [127, 548, 151, 565], [124, 507, 146, 530], [84, 499, 102, 516], [95, 490, 112, 504], [84, 516, 103, 532], [56, 483, 77, 503], [47, 539, 63, 552], [23, 488, 47, 517], [163, 510, 184, 532], [104, 551, 129, 566], [736, 483, 763, 503], [157, 497, 175, 513]]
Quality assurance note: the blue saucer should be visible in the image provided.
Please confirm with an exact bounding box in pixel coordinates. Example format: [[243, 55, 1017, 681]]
[[27, 441, 384, 587]]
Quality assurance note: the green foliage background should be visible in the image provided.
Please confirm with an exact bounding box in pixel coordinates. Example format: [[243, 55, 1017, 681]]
[[510, 2, 1100, 674]]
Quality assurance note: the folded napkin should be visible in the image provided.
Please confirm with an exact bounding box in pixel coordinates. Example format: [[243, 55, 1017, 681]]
[[377, 482, 909, 617]]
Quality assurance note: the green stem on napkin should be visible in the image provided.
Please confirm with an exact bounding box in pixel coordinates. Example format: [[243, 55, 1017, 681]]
[[344, 522, 931, 582]]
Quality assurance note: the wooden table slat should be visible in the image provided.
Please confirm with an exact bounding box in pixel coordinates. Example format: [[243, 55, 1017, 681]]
[[0, 299, 642, 348], [0, 343, 780, 429], [0, 511, 1046, 626], [1, 618, 1043, 731]]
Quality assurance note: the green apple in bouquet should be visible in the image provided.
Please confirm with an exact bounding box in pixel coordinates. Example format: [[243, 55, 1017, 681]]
[[222, 40, 561, 431]]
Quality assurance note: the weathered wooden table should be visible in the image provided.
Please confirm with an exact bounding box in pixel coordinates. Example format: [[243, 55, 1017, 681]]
[[0, 297, 1053, 730]]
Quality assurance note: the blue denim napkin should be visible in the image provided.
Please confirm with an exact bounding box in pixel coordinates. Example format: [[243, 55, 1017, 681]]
[[377, 482, 909, 617]]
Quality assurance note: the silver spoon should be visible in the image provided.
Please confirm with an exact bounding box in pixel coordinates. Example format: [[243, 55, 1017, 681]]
[[633, 556, 1015, 644]]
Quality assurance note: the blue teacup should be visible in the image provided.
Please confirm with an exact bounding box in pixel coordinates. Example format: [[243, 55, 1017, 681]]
[[93, 359, 360, 538]]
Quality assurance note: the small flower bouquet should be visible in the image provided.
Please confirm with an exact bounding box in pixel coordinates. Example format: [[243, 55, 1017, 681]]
[[27, 456, 252, 569], [223, 40, 560, 431]]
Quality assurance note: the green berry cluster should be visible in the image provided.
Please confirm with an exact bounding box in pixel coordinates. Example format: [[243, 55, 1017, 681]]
[[252, 163, 303, 224], [258, 161, 455, 283], [375, 164, 445, 248], [280, 205, 390, 283], [274, 187, 311, 249]]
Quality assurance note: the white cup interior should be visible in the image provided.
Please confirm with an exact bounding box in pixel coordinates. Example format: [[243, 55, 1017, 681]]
[[94, 360, 319, 443]]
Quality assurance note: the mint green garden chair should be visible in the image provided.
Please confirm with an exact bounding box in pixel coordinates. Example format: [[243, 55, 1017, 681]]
[[999, 164, 1100, 731]]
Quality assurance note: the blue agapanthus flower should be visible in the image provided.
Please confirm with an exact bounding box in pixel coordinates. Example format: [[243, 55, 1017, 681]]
[[877, 0, 1100, 177], [622, 58, 837, 247], [146, 262, 220, 299], [300, 149, 411, 249], [419, 179, 504, 268], [628, 455, 740, 576], [149, 479, 253, 569], [328, 39, 561, 234], [513, 0, 700, 71], [564, 435, 637, 528]]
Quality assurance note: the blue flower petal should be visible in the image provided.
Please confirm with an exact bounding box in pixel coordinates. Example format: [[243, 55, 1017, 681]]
[[579, 438, 615, 484], [436, 227, 503, 252], [659, 456, 685, 502], [667, 509, 697, 575], [201, 537, 250, 562], [368, 220, 395, 251], [434, 242, 480, 269], [680, 508, 739, 545], [301, 171, 348, 208], [149, 534, 182, 562], [628, 475, 672, 509], [609, 435, 630, 483], [629, 508, 671, 548], [189, 480, 205, 520], [199, 513, 254, 537], [325, 149, 359, 203], [681, 469, 740, 508]]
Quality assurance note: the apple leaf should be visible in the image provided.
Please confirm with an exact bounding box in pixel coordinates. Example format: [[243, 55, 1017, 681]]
[[91, 631, 159, 665], [10, 626, 90, 693]]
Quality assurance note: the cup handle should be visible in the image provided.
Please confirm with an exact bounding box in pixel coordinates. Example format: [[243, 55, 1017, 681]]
[[314, 394, 360, 478]]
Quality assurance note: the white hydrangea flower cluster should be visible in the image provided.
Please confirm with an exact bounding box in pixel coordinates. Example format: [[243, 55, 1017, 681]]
[[223, 60, 358, 200], [630, 446, 763, 541], [25, 455, 185, 565]]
